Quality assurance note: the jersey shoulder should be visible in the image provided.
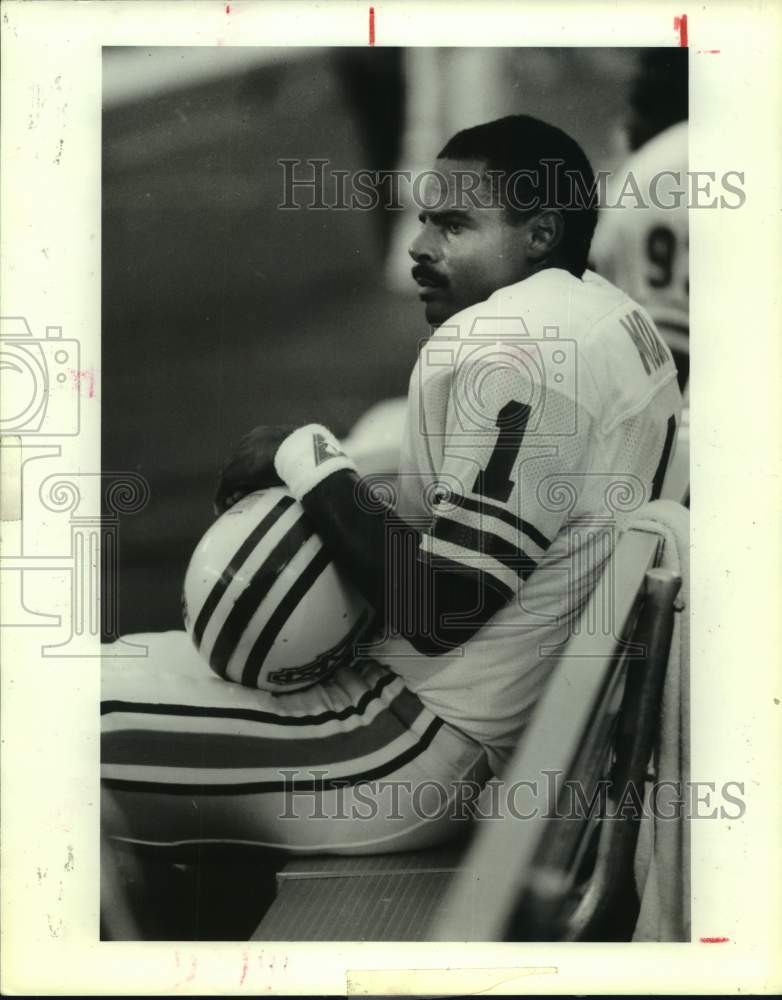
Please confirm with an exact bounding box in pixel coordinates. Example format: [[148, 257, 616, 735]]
[[579, 273, 681, 429], [424, 269, 679, 430], [436, 270, 656, 417]]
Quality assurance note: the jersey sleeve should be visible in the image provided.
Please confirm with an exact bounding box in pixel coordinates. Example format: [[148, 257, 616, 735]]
[[418, 342, 595, 601]]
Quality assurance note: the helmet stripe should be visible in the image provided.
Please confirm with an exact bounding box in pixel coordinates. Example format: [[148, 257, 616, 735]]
[[192, 494, 295, 648], [241, 545, 332, 688], [208, 513, 316, 678]]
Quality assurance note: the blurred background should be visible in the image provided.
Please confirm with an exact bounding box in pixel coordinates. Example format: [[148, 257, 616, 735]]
[[102, 46, 662, 637]]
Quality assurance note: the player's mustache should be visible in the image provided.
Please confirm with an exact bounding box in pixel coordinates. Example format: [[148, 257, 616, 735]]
[[412, 265, 449, 288]]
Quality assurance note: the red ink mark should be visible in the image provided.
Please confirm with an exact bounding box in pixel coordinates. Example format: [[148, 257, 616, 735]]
[[239, 952, 248, 986], [173, 951, 197, 987], [698, 49, 720, 54], [674, 14, 688, 47], [369, 6, 375, 46], [69, 368, 95, 398], [700, 936, 730, 943], [225, 3, 230, 12]]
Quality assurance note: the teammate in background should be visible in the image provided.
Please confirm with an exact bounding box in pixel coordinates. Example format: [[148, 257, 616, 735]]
[[102, 115, 681, 855], [590, 49, 689, 396]]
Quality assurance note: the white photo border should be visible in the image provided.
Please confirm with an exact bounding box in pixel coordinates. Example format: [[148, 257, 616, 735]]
[[1, 0, 781, 994]]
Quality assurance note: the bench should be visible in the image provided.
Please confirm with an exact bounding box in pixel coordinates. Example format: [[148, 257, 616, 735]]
[[251, 522, 684, 941], [251, 844, 466, 941]]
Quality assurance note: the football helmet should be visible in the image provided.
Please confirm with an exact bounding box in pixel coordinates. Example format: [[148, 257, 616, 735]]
[[183, 488, 371, 692]]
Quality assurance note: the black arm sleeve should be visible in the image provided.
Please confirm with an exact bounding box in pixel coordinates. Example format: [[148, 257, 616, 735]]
[[299, 468, 509, 656]]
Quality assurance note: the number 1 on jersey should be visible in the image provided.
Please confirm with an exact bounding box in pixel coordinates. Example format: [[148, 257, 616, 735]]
[[472, 400, 530, 502]]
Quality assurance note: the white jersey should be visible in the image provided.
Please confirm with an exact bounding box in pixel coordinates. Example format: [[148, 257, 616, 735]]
[[370, 267, 682, 773], [591, 121, 689, 389]]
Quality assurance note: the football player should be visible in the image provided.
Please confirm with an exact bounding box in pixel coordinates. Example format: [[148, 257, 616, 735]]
[[590, 49, 689, 395], [102, 115, 682, 856]]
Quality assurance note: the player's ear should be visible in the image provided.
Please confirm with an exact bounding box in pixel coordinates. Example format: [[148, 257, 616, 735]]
[[525, 209, 565, 262]]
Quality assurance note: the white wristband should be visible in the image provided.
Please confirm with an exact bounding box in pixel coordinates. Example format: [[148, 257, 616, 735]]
[[274, 424, 357, 501]]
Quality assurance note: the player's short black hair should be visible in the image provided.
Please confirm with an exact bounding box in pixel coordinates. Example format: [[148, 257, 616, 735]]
[[437, 114, 598, 278]]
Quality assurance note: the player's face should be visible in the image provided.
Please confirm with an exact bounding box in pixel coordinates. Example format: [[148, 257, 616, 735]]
[[409, 158, 534, 326]]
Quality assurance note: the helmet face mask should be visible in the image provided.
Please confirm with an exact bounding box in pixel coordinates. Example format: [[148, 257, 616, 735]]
[[183, 488, 371, 692]]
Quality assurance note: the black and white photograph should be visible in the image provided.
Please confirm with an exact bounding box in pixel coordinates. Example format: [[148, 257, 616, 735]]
[[2, 1, 781, 994], [100, 42, 692, 943]]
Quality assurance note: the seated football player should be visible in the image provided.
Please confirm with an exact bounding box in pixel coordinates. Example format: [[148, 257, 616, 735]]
[[590, 49, 689, 398], [102, 115, 682, 856]]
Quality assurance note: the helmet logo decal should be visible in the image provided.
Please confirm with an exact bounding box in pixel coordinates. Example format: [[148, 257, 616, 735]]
[[312, 432, 347, 466]]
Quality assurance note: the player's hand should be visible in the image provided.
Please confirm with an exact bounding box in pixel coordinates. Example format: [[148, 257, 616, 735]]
[[214, 424, 300, 514]]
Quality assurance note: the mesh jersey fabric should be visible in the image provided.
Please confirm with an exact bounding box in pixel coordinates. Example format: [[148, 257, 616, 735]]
[[369, 267, 683, 773]]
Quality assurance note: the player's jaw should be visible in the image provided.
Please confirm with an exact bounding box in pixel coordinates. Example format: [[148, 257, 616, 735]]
[[411, 263, 453, 324], [412, 258, 513, 327], [420, 289, 456, 327]]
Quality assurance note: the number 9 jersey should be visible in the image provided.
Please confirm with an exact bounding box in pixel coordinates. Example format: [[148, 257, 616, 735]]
[[590, 121, 689, 393], [370, 266, 682, 774]]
